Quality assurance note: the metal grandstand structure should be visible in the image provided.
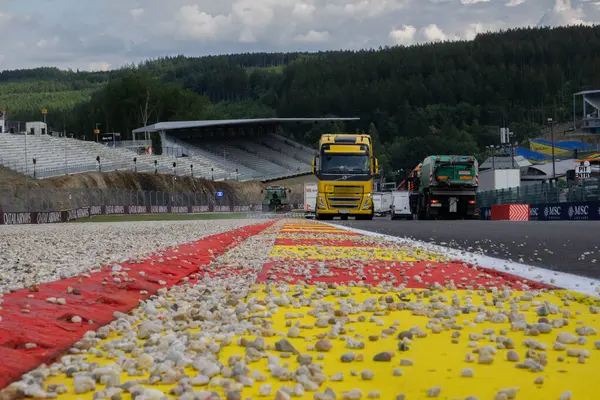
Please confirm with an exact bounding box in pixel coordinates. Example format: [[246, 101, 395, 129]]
[[131, 118, 359, 182], [573, 90, 600, 134], [0, 117, 359, 181]]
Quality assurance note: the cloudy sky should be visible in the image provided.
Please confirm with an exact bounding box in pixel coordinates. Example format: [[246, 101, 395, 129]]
[[0, 0, 597, 71]]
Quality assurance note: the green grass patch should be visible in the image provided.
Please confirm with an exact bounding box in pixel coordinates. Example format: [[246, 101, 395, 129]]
[[72, 212, 251, 223]]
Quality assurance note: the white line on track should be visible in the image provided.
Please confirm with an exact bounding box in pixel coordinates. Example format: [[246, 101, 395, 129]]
[[326, 222, 600, 297]]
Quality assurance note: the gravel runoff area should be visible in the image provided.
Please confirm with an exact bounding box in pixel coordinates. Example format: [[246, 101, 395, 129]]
[[0, 219, 265, 294], [3, 220, 599, 400]]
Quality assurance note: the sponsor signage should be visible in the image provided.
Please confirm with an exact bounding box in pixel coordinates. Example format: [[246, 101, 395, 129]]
[[480, 202, 600, 221], [529, 201, 600, 221], [0, 204, 264, 225]]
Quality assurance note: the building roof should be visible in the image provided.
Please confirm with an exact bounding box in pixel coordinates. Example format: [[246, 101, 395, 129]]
[[573, 90, 600, 96], [523, 159, 577, 177], [480, 155, 531, 170], [132, 118, 360, 134]]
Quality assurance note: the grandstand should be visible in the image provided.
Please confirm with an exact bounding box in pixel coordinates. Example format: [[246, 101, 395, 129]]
[[0, 118, 354, 181], [514, 147, 551, 163], [529, 138, 594, 156]]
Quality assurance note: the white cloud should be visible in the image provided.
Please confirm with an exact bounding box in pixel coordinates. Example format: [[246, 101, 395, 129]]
[[294, 30, 330, 43], [129, 8, 144, 20], [292, 3, 316, 19], [538, 0, 591, 26], [35, 37, 59, 49], [421, 24, 451, 42], [173, 5, 231, 40], [0, 0, 596, 70], [88, 62, 111, 71], [389, 25, 417, 45]]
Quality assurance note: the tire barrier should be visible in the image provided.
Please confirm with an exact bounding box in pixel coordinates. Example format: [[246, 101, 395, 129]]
[[480, 200, 600, 221]]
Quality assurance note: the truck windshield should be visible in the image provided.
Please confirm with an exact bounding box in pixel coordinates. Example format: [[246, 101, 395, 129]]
[[320, 154, 370, 174]]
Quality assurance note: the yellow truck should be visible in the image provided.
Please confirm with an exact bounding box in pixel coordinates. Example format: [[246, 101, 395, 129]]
[[312, 133, 379, 220]]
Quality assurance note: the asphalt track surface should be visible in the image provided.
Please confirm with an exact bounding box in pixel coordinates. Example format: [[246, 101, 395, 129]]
[[333, 217, 600, 279]]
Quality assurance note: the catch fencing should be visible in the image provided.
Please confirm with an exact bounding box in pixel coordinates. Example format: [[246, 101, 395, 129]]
[[0, 187, 269, 213], [0, 187, 307, 225], [476, 177, 599, 208]]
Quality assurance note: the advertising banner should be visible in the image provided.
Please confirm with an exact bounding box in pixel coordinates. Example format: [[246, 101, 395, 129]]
[[0, 204, 263, 225], [529, 201, 600, 221]]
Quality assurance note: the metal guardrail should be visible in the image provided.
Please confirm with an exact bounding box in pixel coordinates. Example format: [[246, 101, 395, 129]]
[[476, 178, 600, 208]]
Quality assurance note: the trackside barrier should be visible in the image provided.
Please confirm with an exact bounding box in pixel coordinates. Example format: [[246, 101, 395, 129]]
[[0, 205, 267, 225], [490, 204, 530, 221], [479, 200, 600, 221], [529, 201, 600, 221]]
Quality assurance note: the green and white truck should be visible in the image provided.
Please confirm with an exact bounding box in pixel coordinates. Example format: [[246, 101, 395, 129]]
[[408, 155, 479, 220]]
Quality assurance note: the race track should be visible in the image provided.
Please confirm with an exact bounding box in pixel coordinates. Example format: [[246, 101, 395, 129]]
[[333, 218, 600, 279]]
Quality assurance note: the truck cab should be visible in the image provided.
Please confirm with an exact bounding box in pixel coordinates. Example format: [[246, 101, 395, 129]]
[[312, 134, 378, 220]]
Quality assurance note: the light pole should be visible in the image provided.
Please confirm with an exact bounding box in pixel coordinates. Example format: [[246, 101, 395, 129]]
[[172, 162, 176, 205], [64, 131, 68, 174], [547, 118, 556, 179], [24, 129, 28, 175], [487, 145, 496, 169], [41, 108, 47, 133]]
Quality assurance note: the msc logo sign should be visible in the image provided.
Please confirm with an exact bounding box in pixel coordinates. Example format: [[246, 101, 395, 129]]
[[568, 205, 589, 220], [544, 206, 561, 218]]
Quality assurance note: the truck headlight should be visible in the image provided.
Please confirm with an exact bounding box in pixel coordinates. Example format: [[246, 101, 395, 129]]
[[318, 195, 326, 209], [362, 194, 371, 210]]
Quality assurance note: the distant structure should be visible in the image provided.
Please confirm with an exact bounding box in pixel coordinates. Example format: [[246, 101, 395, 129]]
[[573, 90, 600, 134], [0, 111, 6, 134], [0, 117, 359, 181]]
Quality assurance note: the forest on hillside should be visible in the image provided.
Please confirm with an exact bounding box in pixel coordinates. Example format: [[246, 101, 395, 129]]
[[2, 25, 600, 171]]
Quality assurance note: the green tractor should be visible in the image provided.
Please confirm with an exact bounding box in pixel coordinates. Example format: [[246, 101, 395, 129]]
[[261, 185, 292, 212]]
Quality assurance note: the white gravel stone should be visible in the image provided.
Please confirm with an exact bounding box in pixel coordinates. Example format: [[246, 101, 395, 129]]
[[0, 219, 262, 293]]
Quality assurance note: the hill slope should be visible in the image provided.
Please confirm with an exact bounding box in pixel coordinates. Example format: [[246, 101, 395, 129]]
[[1, 25, 599, 171]]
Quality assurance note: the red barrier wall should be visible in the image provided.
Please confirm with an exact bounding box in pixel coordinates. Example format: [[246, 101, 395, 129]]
[[491, 204, 530, 221]]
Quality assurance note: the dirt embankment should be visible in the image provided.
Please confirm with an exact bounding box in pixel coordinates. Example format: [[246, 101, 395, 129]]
[[0, 167, 266, 202]]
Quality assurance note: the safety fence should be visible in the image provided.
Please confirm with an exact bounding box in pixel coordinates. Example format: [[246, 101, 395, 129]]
[[476, 177, 599, 208], [0, 187, 308, 224], [0, 187, 280, 213]]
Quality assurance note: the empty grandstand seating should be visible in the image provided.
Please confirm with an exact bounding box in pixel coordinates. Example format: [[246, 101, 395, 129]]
[[176, 134, 314, 180], [0, 132, 315, 181], [514, 147, 551, 162], [0, 134, 235, 180]]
